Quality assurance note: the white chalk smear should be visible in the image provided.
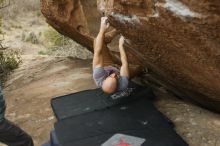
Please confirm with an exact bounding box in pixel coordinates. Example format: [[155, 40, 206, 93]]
[[111, 12, 141, 25], [160, 0, 202, 18]]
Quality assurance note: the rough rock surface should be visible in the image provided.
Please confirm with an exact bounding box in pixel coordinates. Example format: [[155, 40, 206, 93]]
[[41, 0, 220, 112]]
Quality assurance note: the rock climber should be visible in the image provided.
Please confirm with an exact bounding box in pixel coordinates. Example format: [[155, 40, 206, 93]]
[[93, 17, 141, 94]]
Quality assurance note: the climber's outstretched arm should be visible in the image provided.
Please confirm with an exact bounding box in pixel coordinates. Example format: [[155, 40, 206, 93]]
[[119, 36, 129, 78], [93, 17, 109, 69]]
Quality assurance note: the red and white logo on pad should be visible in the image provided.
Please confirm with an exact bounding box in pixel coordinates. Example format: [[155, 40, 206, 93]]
[[114, 138, 131, 146], [101, 134, 146, 146]]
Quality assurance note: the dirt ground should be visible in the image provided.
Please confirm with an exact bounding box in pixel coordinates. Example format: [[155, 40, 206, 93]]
[[2, 56, 220, 146], [1, 1, 220, 146], [3, 57, 96, 146]]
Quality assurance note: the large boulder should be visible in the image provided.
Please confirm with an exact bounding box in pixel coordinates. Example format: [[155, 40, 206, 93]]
[[41, 0, 220, 112]]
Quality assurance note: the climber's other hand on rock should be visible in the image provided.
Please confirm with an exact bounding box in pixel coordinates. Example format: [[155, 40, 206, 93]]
[[100, 17, 110, 33]]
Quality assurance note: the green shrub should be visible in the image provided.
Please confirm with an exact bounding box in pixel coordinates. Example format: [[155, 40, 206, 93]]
[[0, 1, 22, 82], [0, 0, 4, 4], [25, 32, 39, 44], [38, 50, 47, 55], [44, 27, 69, 46], [35, 10, 41, 17], [0, 50, 22, 80]]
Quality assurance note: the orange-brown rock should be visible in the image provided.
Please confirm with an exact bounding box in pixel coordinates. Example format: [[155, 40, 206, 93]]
[[41, 0, 220, 112]]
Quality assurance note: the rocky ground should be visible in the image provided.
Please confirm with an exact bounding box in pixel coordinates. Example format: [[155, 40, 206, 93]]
[[0, 1, 220, 146], [154, 90, 220, 146]]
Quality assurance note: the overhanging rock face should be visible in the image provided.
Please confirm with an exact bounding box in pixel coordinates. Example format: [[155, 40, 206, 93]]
[[41, 0, 220, 112]]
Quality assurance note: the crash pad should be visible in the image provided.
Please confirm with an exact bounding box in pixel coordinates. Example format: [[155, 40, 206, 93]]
[[51, 85, 188, 146], [51, 82, 155, 120]]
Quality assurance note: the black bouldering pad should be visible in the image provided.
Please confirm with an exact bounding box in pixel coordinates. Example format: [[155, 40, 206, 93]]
[[51, 82, 187, 146], [54, 97, 188, 146], [51, 83, 155, 120]]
